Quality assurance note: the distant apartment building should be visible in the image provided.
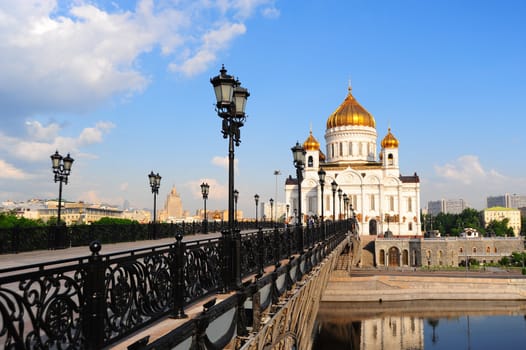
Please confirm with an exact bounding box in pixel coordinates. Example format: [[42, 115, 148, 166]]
[[427, 199, 467, 216], [483, 207, 521, 236], [39, 201, 123, 225], [487, 193, 526, 209]]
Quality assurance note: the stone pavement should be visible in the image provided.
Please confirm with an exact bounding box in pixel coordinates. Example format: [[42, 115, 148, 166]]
[[0, 232, 222, 270]]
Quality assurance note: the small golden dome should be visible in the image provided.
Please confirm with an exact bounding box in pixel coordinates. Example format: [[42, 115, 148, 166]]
[[381, 128, 399, 148], [303, 131, 320, 151], [326, 87, 376, 129]]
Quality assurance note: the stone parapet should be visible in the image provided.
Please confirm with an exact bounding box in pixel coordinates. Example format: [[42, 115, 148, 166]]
[[322, 275, 526, 302]]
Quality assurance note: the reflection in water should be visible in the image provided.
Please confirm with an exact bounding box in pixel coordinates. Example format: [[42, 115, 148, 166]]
[[313, 301, 526, 350]]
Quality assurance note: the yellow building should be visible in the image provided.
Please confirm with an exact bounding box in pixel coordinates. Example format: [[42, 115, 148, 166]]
[[484, 207, 521, 236], [39, 201, 123, 225]]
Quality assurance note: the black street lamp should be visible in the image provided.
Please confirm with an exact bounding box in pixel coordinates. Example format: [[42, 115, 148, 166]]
[[254, 194, 260, 224], [294, 208, 298, 224], [338, 188, 342, 220], [50, 151, 74, 249], [318, 168, 326, 239], [148, 171, 161, 239], [50, 151, 74, 226], [331, 180, 338, 221], [269, 198, 274, 223], [211, 65, 249, 291], [350, 204, 357, 235], [343, 193, 348, 220], [200, 182, 210, 234], [291, 142, 306, 251], [286, 204, 290, 225], [234, 189, 239, 224]]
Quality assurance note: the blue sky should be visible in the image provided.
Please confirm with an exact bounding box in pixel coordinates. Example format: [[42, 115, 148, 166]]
[[1, 0, 525, 216]]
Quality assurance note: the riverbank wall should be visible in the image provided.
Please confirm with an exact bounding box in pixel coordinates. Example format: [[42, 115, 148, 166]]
[[322, 273, 526, 302]]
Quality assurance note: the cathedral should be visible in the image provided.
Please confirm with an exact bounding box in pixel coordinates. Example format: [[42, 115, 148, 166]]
[[285, 86, 421, 237]]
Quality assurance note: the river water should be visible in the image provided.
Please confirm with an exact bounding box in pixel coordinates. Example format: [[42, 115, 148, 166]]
[[313, 300, 526, 349]]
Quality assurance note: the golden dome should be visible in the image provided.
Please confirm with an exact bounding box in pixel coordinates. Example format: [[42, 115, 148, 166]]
[[303, 131, 320, 151], [326, 87, 376, 129], [381, 128, 399, 148]]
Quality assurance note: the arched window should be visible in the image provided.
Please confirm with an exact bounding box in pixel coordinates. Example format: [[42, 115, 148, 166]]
[[460, 247, 464, 253], [494, 247, 498, 253], [388, 153, 394, 165], [379, 249, 385, 265], [486, 246, 490, 253], [472, 247, 477, 253], [408, 222, 413, 231], [308, 155, 313, 167], [408, 197, 412, 212]]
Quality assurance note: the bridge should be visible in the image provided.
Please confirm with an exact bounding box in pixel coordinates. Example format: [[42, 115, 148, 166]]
[[0, 221, 353, 349]]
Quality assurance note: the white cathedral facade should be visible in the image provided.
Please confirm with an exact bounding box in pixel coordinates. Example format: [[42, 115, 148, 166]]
[[285, 86, 422, 237]]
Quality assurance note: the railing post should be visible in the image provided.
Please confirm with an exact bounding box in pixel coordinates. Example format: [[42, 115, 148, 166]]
[[286, 226, 292, 257], [273, 226, 280, 265], [83, 241, 106, 350], [221, 229, 232, 293], [296, 224, 304, 254], [257, 227, 265, 275], [232, 228, 242, 289], [172, 233, 188, 319]]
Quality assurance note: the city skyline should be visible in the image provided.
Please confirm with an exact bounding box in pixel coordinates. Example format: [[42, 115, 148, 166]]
[[1, 1, 526, 216]]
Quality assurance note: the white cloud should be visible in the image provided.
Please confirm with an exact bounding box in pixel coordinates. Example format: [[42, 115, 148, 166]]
[[0, 120, 114, 162], [0, 159, 30, 179], [25, 120, 60, 141], [212, 155, 238, 173], [79, 122, 115, 145], [434, 155, 488, 185], [168, 22, 246, 76], [425, 155, 525, 209], [188, 178, 227, 200], [0, 0, 276, 118]]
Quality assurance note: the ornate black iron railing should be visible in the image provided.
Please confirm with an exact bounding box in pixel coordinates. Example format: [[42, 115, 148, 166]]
[[0, 220, 352, 349], [0, 220, 281, 254]]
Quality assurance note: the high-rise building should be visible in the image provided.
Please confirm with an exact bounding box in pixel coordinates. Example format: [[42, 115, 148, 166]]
[[159, 186, 183, 222], [427, 199, 468, 215], [285, 85, 421, 236], [487, 193, 526, 209]]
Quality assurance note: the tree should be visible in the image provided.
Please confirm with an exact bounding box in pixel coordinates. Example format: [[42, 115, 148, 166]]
[[486, 219, 514, 237], [0, 213, 45, 228], [91, 217, 138, 225]]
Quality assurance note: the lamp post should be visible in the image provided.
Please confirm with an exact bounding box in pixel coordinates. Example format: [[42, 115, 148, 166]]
[[269, 198, 274, 223], [318, 168, 326, 239], [254, 194, 260, 225], [50, 151, 74, 249], [200, 182, 209, 234], [286, 204, 290, 225], [274, 170, 281, 222], [211, 65, 249, 291], [291, 142, 306, 252], [234, 189, 239, 224], [294, 208, 297, 224], [148, 171, 161, 239], [338, 188, 342, 220], [343, 193, 348, 219], [350, 204, 356, 235], [331, 180, 337, 221]]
